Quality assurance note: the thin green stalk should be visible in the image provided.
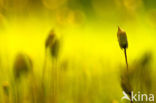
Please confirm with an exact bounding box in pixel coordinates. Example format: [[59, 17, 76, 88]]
[[16, 82, 20, 103], [42, 49, 48, 82], [124, 49, 133, 103], [124, 48, 128, 70], [51, 58, 58, 103], [41, 49, 48, 103]]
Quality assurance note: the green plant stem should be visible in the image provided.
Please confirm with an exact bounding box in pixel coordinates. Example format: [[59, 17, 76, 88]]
[[124, 49, 132, 103], [42, 49, 48, 81], [16, 82, 20, 103], [51, 58, 58, 103], [124, 48, 128, 70], [41, 49, 48, 103]]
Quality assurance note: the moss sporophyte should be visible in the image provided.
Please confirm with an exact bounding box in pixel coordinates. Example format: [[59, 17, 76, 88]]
[[117, 27, 128, 70], [117, 27, 154, 103]]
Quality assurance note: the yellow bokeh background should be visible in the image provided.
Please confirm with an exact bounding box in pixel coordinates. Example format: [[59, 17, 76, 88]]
[[0, 0, 156, 102]]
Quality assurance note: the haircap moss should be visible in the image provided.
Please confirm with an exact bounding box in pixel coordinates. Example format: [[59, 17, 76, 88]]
[[45, 30, 60, 58], [13, 53, 32, 79], [50, 39, 60, 58], [117, 27, 128, 49], [45, 30, 56, 48], [117, 26, 128, 69], [117, 27, 133, 102]]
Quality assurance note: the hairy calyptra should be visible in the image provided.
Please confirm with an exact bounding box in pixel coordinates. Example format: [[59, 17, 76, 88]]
[[117, 26, 128, 69], [13, 53, 32, 79], [45, 30, 56, 48], [117, 27, 128, 49]]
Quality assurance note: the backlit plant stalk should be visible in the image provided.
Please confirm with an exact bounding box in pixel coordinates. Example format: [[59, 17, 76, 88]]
[[42, 30, 55, 81], [13, 53, 32, 103], [117, 27, 128, 70], [44, 30, 60, 103], [49, 33, 60, 103], [117, 27, 133, 103], [41, 30, 56, 103]]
